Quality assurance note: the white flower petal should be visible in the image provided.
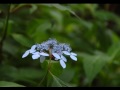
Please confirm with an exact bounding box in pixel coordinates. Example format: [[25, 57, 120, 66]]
[[40, 56, 45, 63], [61, 55, 67, 62], [71, 52, 77, 56], [30, 49, 36, 53], [40, 52, 49, 56], [60, 60, 66, 69], [63, 51, 70, 55], [22, 50, 30, 58], [31, 45, 36, 50], [52, 53, 60, 59], [32, 54, 40, 59], [32, 52, 39, 55], [70, 55, 77, 61]]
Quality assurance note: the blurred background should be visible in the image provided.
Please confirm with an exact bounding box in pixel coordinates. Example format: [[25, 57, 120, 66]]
[[0, 4, 120, 87]]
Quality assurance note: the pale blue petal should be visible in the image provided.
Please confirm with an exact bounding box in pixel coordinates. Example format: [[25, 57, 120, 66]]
[[71, 52, 77, 56], [63, 51, 70, 55], [40, 52, 49, 56], [31, 45, 36, 50], [52, 53, 60, 59], [30, 49, 36, 53], [60, 60, 66, 69], [22, 50, 30, 58], [70, 55, 77, 61], [32, 54, 40, 59], [32, 52, 39, 55], [61, 55, 67, 62], [40, 56, 45, 63]]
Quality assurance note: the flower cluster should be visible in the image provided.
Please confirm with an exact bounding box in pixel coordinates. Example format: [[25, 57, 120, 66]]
[[22, 38, 77, 69]]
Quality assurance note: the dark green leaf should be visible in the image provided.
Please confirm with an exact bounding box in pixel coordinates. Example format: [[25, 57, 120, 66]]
[[41, 60, 63, 76], [49, 71, 71, 87], [79, 52, 110, 83]]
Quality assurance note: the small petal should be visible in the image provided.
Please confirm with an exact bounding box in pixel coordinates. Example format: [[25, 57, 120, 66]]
[[32, 54, 40, 59], [30, 49, 36, 53], [71, 52, 77, 56], [61, 55, 67, 62], [40, 56, 45, 63], [63, 51, 70, 55], [40, 52, 49, 56], [22, 50, 30, 58], [52, 53, 60, 59], [60, 60, 66, 69], [70, 55, 77, 61], [32, 52, 39, 55], [31, 45, 36, 50]]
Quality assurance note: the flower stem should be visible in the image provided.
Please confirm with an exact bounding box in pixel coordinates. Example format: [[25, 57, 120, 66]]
[[38, 58, 52, 87], [44, 49, 53, 87]]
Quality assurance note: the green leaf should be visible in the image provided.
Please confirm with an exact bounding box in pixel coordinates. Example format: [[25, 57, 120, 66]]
[[40, 60, 63, 86], [95, 10, 119, 21], [40, 60, 63, 87], [42, 4, 71, 12], [42, 4, 75, 16], [0, 81, 25, 87], [3, 40, 18, 56], [59, 68, 75, 82], [27, 19, 51, 42], [107, 41, 120, 60], [12, 33, 33, 47], [41, 60, 63, 76], [9, 68, 44, 81], [79, 52, 110, 83], [29, 4, 37, 14], [0, 65, 44, 85], [49, 71, 70, 87], [41, 60, 75, 87]]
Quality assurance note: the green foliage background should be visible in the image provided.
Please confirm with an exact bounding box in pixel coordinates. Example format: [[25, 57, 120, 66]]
[[0, 4, 120, 87]]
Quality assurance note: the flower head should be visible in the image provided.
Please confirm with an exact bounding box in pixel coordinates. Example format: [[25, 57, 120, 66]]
[[22, 38, 77, 69]]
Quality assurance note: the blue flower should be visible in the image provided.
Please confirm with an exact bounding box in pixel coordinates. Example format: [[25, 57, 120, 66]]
[[32, 52, 49, 63], [22, 45, 36, 58], [22, 38, 77, 69], [62, 51, 77, 61]]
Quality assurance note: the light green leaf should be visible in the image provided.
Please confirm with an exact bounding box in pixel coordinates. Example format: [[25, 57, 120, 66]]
[[29, 4, 37, 14], [42, 4, 75, 15], [107, 42, 120, 60], [0, 81, 25, 87], [12, 33, 33, 47]]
